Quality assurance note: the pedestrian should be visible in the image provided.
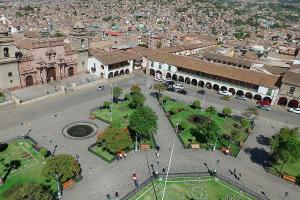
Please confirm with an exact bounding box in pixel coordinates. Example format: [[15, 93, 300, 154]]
[[155, 152, 160, 158], [119, 153, 123, 160], [134, 179, 139, 188], [115, 192, 119, 197], [233, 168, 236, 175], [116, 154, 120, 161], [162, 167, 166, 173], [237, 173, 241, 180], [75, 154, 79, 162], [156, 144, 160, 152], [123, 152, 127, 158], [106, 194, 111, 200]]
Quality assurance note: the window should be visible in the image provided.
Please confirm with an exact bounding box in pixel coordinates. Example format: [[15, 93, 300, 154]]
[[10, 80, 13, 83], [151, 61, 154, 67], [158, 63, 162, 69], [289, 87, 295, 95], [8, 72, 12, 77], [3, 47, 9, 57], [168, 65, 171, 71]]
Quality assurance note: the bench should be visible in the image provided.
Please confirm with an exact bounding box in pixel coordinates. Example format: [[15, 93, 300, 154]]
[[191, 144, 200, 149], [140, 144, 150, 151], [63, 179, 76, 190], [89, 115, 96, 120], [282, 175, 296, 183]]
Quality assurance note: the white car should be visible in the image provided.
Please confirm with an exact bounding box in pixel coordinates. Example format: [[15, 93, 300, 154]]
[[173, 84, 184, 90], [218, 90, 233, 96], [97, 85, 104, 91], [288, 108, 300, 114]]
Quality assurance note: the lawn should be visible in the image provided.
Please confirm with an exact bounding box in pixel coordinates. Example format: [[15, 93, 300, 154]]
[[89, 144, 115, 163], [0, 138, 56, 198], [269, 160, 300, 178], [129, 176, 256, 200], [160, 96, 251, 156]]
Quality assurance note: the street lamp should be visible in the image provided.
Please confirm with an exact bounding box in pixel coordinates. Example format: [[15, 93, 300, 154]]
[[134, 133, 138, 152], [213, 136, 218, 151], [55, 174, 62, 199], [52, 145, 58, 155]]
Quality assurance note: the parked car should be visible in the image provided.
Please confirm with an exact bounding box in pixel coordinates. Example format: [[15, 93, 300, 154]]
[[97, 85, 105, 91], [166, 87, 176, 92], [173, 84, 185, 90], [218, 90, 233, 96], [176, 89, 187, 95], [165, 80, 175, 86], [197, 90, 205, 95], [257, 105, 271, 111], [288, 107, 300, 114], [257, 100, 271, 106], [154, 77, 163, 82], [235, 95, 246, 101]]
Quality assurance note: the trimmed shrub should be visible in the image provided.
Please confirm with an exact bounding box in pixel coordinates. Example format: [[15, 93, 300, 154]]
[[222, 107, 232, 116], [241, 118, 251, 128], [103, 101, 112, 108]]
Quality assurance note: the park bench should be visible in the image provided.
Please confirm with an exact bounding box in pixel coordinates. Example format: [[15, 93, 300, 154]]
[[89, 115, 96, 120], [140, 144, 150, 151], [63, 179, 76, 190], [282, 175, 296, 183], [191, 144, 200, 149]]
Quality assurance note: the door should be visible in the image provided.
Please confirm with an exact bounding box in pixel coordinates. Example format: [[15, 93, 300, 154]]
[[25, 75, 33, 87], [47, 67, 56, 81]]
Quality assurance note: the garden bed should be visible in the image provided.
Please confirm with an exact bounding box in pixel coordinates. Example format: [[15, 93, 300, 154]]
[[88, 143, 116, 164], [159, 96, 252, 157]]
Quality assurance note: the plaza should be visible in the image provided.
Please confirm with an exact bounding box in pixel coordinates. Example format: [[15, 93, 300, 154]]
[[0, 72, 299, 200]]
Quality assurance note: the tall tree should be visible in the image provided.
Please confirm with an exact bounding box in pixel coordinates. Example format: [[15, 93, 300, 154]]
[[112, 86, 123, 102], [271, 127, 300, 174], [130, 84, 141, 94], [205, 106, 217, 122], [153, 83, 166, 96], [129, 106, 158, 140], [129, 92, 145, 109]]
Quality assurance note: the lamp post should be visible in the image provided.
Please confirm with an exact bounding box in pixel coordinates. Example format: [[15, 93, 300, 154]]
[[283, 192, 289, 200], [134, 133, 138, 152], [55, 174, 62, 199], [52, 145, 58, 155], [213, 136, 218, 151]]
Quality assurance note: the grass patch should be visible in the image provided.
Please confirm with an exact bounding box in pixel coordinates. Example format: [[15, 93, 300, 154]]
[[0, 138, 56, 198], [269, 160, 300, 178], [89, 144, 115, 163], [129, 176, 255, 200]]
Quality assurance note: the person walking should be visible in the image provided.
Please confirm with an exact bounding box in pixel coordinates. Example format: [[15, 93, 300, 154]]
[[155, 152, 160, 158], [156, 144, 160, 152], [132, 174, 139, 188], [106, 194, 112, 200]]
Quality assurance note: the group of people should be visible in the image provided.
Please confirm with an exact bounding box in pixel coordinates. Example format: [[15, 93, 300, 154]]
[[116, 151, 127, 161], [230, 168, 242, 180], [106, 192, 119, 200]]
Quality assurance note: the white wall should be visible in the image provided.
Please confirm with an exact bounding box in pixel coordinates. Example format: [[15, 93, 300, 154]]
[[258, 86, 269, 95], [87, 57, 106, 77]]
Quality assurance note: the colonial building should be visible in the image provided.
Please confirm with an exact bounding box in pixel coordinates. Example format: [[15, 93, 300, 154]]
[[145, 51, 281, 104]]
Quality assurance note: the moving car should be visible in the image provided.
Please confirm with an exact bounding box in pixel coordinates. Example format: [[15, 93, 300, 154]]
[[218, 90, 233, 96], [288, 107, 300, 114], [196, 90, 205, 95], [97, 85, 105, 91], [235, 95, 246, 101], [173, 84, 184, 90], [257, 105, 271, 111]]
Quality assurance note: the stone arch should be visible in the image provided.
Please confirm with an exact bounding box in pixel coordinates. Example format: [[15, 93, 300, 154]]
[[178, 76, 184, 82], [68, 67, 74, 77], [205, 82, 212, 89], [220, 86, 227, 91], [166, 72, 172, 79], [101, 65, 105, 70], [25, 75, 33, 87], [185, 77, 191, 84], [125, 68, 129, 74], [288, 99, 299, 108], [245, 92, 253, 99], [263, 96, 272, 104], [149, 68, 155, 76], [172, 74, 177, 81], [236, 90, 244, 96], [108, 72, 113, 78], [254, 94, 262, 101], [114, 71, 119, 77], [277, 97, 288, 106], [198, 80, 204, 87], [213, 84, 220, 91], [155, 70, 162, 78], [47, 67, 56, 81], [120, 69, 124, 75], [191, 79, 197, 86], [228, 88, 235, 95]]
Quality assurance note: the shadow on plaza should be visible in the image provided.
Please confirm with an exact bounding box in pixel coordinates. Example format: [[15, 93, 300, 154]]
[[256, 135, 271, 146], [244, 147, 271, 167]]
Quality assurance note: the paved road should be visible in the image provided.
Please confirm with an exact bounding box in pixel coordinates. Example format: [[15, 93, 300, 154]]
[[0, 71, 299, 200]]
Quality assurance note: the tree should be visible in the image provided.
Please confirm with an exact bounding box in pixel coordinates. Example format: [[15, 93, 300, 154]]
[[271, 127, 300, 174], [205, 106, 217, 122], [103, 101, 112, 108], [42, 154, 81, 183], [130, 84, 141, 94], [112, 86, 123, 102], [192, 99, 201, 110], [193, 121, 219, 144], [222, 107, 232, 117], [153, 83, 166, 96], [129, 92, 145, 109], [97, 127, 132, 154], [242, 107, 258, 119], [4, 183, 54, 200], [129, 106, 158, 140]]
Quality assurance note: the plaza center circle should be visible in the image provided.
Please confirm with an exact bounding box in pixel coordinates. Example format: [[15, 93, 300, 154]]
[[62, 121, 98, 139]]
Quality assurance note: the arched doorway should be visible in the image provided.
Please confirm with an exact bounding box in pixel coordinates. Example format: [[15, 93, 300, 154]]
[[166, 72, 171, 79], [172, 74, 177, 81], [155, 70, 162, 79], [47, 67, 56, 82], [149, 69, 155, 76], [120, 69, 124, 75], [254, 94, 262, 101], [236, 90, 244, 96], [245, 92, 253, 99], [288, 99, 299, 108], [178, 76, 184, 83], [228, 88, 235, 95], [263, 96, 272, 104], [205, 82, 212, 89], [108, 72, 113, 78], [185, 77, 191, 84], [114, 71, 119, 77], [25, 75, 33, 87], [213, 84, 219, 91], [277, 97, 288, 106], [125, 69, 129, 74], [198, 81, 204, 87], [191, 79, 197, 86], [220, 86, 227, 91], [68, 67, 74, 77]]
